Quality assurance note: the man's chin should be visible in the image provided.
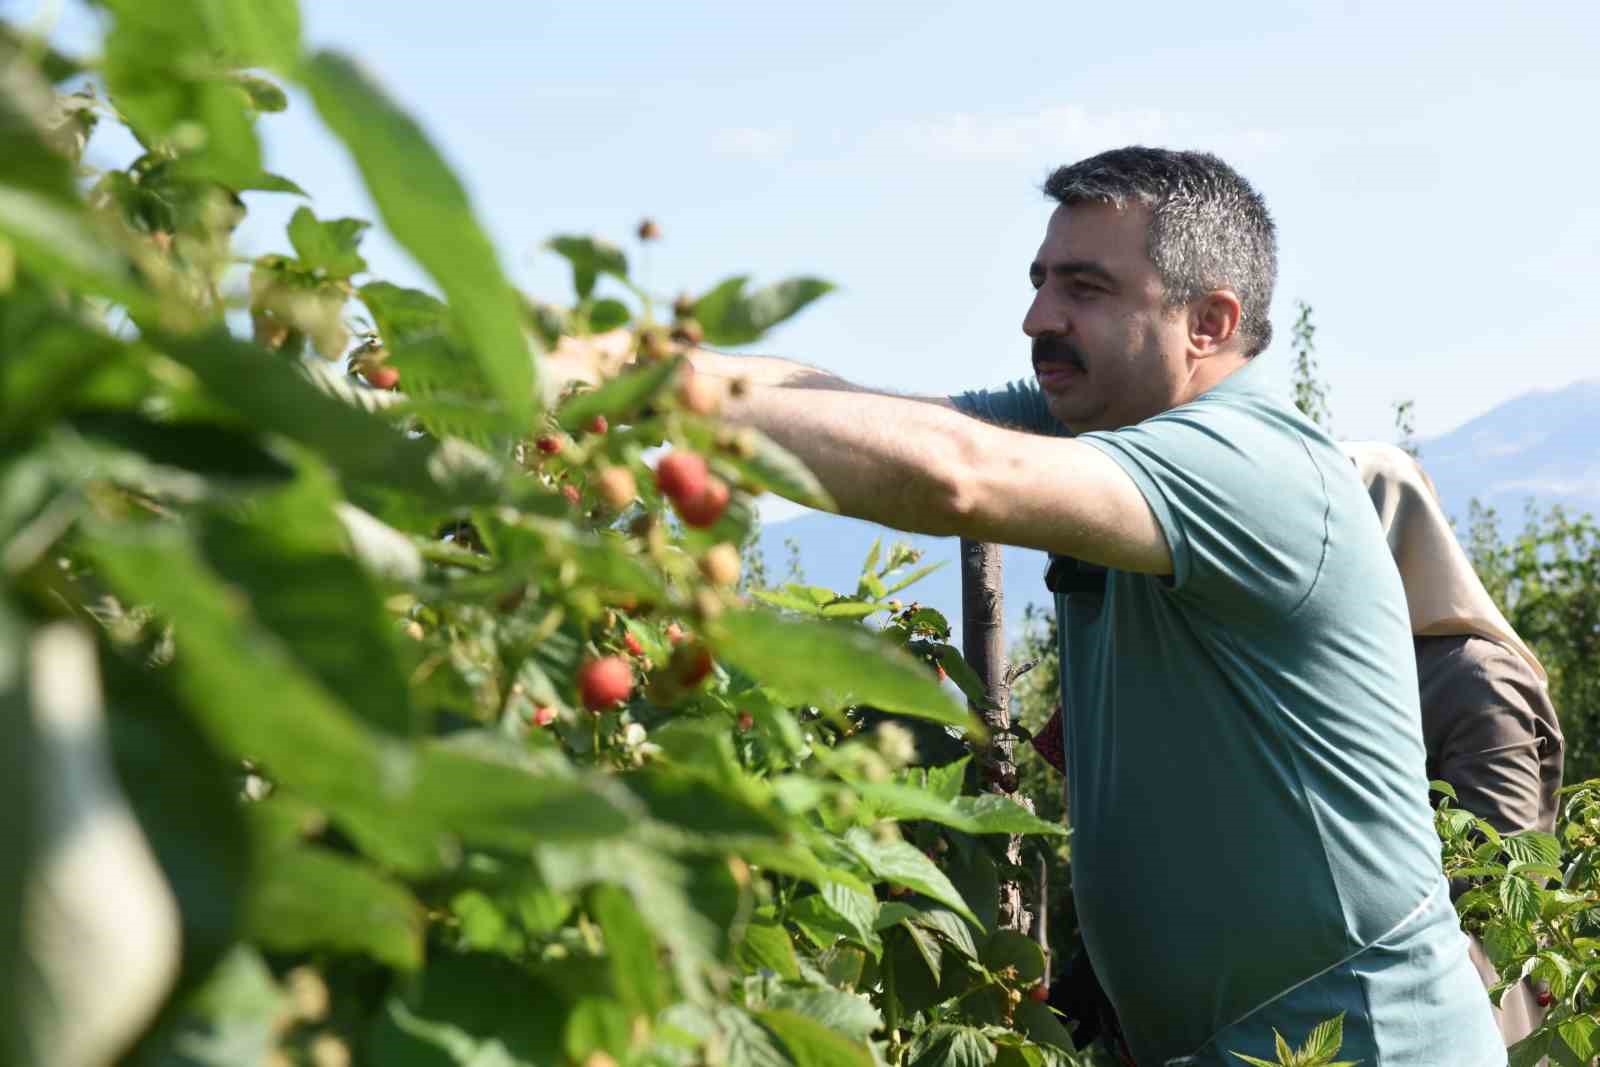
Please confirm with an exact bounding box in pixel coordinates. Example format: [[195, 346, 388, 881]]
[[1044, 396, 1106, 435]]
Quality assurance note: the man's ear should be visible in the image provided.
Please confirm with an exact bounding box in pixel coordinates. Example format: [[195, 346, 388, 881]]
[[1189, 290, 1242, 355]]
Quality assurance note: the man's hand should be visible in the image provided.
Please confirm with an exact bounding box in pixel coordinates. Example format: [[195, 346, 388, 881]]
[[541, 329, 637, 403]]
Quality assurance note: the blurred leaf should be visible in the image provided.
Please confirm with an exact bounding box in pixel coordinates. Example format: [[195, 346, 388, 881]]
[[757, 1009, 875, 1067], [715, 1005, 790, 1067], [714, 608, 976, 730], [591, 886, 668, 1015], [287, 206, 368, 278], [844, 829, 979, 926], [202, 0, 302, 70], [556, 356, 679, 434], [154, 329, 499, 503], [230, 73, 287, 112], [546, 235, 628, 301], [302, 51, 535, 427], [0, 602, 32, 1067], [370, 954, 563, 1067], [693, 275, 834, 346], [859, 784, 1067, 837], [197, 477, 416, 735], [931, 643, 996, 711], [123, 946, 285, 1067], [587, 297, 631, 333], [244, 844, 423, 969], [926, 757, 969, 803], [0, 184, 148, 313], [66, 410, 296, 488], [716, 426, 835, 512], [1011, 999, 1076, 1055]]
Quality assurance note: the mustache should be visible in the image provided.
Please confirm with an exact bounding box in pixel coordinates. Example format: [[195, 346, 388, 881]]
[[1032, 334, 1086, 371]]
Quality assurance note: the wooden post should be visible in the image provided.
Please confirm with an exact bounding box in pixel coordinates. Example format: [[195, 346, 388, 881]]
[[960, 539, 1032, 933]]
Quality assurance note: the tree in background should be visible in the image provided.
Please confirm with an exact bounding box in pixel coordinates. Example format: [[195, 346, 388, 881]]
[[1289, 300, 1333, 432]]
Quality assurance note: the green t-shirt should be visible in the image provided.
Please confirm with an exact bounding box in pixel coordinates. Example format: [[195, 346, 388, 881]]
[[954, 361, 1459, 1062]]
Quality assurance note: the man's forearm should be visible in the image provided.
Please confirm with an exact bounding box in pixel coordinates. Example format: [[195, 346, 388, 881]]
[[721, 384, 970, 534], [687, 347, 866, 392]]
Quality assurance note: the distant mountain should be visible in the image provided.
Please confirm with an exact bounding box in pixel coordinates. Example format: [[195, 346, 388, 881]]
[[1415, 378, 1600, 532], [753, 378, 1600, 644]]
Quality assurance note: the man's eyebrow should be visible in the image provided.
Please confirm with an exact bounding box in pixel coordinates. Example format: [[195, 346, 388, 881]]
[[1037, 258, 1118, 287]]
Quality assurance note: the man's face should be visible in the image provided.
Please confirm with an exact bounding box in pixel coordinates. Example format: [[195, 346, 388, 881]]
[[1022, 201, 1190, 433]]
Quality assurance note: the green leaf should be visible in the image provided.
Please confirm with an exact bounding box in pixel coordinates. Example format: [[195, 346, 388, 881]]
[[844, 828, 979, 926], [287, 206, 369, 279], [857, 783, 1066, 837], [1012, 999, 1076, 1055], [981, 929, 1046, 984], [591, 886, 668, 1015], [1503, 830, 1562, 869], [757, 1009, 875, 1067], [0, 184, 149, 313], [910, 907, 979, 961], [231, 73, 288, 112], [1508, 1031, 1553, 1067], [130, 946, 286, 1067], [556, 355, 679, 434], [763, 987, 880, 1044], [1429, 779, 1458, 801], [739, 919, 801, 980], [884, 561, 948, 596], [546, 235, 628, 301], [302, 51, 535, 427], [154, 329, 499, 504], [692, 275, 834, 346], [197, 481, 416, 735], [926, 757, 970, 803], [1300, 1012, 1344, 1060], [908, 1025, 997, 1067], [587, 297, 631, 333], [1501, 872, 1540, 925], [369, 953, 563, 1067], [244, 844, 423, 970], [65, 410, 296, 488], [715, 1005, 791, 1067], [713, 608, 976, 730]]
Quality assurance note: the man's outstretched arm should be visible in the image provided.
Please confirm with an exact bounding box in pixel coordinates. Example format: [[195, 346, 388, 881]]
[[722, 384, 1171, 575]]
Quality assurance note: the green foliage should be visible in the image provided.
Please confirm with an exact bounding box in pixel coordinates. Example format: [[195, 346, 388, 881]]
[[1230, 1012, 1358, 1067], [1288, 300, 1332, 433], [1466, 502, 1600, 782], [0, 9, 1085, 1067]]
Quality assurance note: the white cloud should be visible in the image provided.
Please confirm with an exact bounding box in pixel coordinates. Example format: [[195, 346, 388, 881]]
[[711, 124, 795, 161], [880, 104, 1285, 162]]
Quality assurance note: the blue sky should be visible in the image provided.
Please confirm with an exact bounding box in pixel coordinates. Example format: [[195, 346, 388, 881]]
[[40, 1, 1600, 454]]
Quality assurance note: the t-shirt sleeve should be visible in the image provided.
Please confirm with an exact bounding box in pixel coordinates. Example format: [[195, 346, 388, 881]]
[[1077, 401, 1330, 621], [950, 379, 1067, 436]]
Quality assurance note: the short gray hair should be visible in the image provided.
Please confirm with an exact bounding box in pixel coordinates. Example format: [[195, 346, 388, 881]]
[[1043, 147, 1277, 358]]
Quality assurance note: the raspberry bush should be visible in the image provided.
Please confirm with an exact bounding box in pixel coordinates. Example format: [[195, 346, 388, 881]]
[[0, 5, 1079, 1066]]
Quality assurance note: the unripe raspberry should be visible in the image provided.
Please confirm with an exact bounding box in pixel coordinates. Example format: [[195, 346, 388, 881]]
[[737, 710, 754, 732], [636, 218, 661, 242], [700, 543, 741, 587], [887, 600, 903, 613], [596, 466, 637, 510], [655, 451, 709, 505], [675, 476, 730, 528], [587, 414, 608, 435], [403, 620, 424, 641], [672, 292, 697, 320], [639, 329, 672, 362], [577, 656, 632, 711], [665, 622, 687, 646], [671, 319, 704, 346], [562, 484, 581, 506], [623, 631, 644, 656], [309, 1034, 351, 1067], [286, 967, 330, 1022], [536, 434, 564, 455], [530, 705, 558, 727], [678, 373, 722, 416]]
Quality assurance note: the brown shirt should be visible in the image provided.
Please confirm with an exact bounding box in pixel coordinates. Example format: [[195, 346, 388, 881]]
[[1416, 634, 1563, 834]]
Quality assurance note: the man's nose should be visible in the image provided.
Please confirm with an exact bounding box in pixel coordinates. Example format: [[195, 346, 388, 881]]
[[1022, 290, 1056, 338]]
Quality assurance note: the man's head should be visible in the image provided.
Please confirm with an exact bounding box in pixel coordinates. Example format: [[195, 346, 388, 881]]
[[1023, 147, 1277, 433]]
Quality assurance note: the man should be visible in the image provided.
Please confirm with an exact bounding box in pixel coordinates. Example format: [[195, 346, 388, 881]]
[[554, 147, 1502, 1065]]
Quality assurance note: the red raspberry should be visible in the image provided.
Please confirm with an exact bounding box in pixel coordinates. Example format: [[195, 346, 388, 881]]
[[672, 644, 714, 688], [665, 622, 687, 646], [363, 365, 400, 390], [1029, 984, 1049, 1003], [587, 414, 608, 435], [562, 484, 581, 505], [736, 711, 754, 732], [623, 632, 644, 656], [1537, 989, 1554, 1007], [675, 476, 729, 528], [655, 451, 708, 504], [536, 434, 564, 455], [530, 706, 557, 728], [577, 656, 632, 711]]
